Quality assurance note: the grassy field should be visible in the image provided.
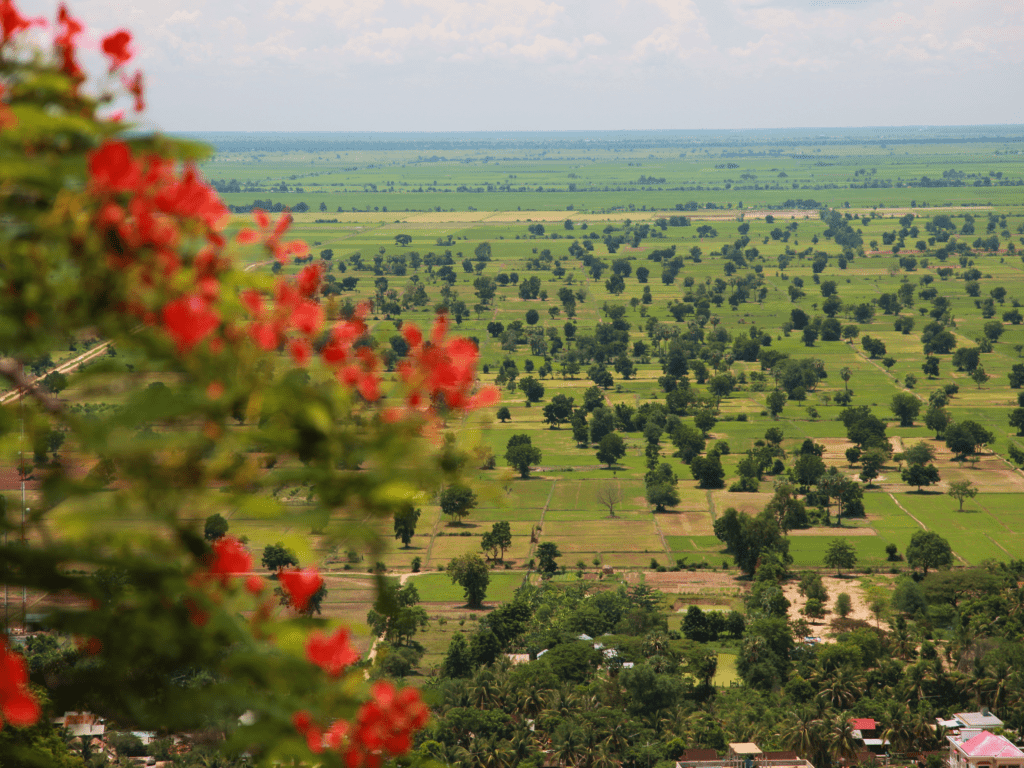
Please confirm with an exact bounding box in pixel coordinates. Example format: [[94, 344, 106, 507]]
[[20, 129, 1024, 674]]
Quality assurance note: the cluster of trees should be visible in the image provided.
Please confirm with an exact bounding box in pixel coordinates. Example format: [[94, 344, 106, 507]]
[[405, 552, 1024, 768]]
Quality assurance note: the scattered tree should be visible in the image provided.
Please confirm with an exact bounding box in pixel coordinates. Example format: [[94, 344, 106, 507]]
[[536, 541, 561, 575], [906, 530, 954, 574], [835, 592, 852, 618], [440, 483, 478, 525], [824, 539, 857, 576], [481, 521, 512, 561], [447, 553, 490, 608], [203, 513, 229, 541], [596, 432, 627, 468], [393, 507, 421, 548], [596, 482, 623, 516], [947, 480, 978, 511]]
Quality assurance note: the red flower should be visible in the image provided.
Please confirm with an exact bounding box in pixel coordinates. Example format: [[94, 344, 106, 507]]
[[0, 0, 45, 46], [290, 301, 323, 337], [207, 536, 251, 583], [288, 338, 312, 366], [249, 321, 280, 352], [161, 295, 220, 352], [122, 70, 144, 112], [278, 567, 323, 613], [401, 323, 422, 349], [291, 710, 324, 753], [54, 4, 84, 80], [154, 165, 228, 231], [324, 720, 350, 751], [296, 264, 322, 297], [305, 627, 359, 676], [88, 141, 142, 194], [101, 29, 132, 71], [357, 374, 381, 403], [240, 289, 263, 316], [0, 640, 40, 729], [349, 682, 427, 762], [468, 386, 500, 409]]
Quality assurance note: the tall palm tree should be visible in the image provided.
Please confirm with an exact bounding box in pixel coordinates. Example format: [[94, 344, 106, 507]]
[[983, 661, 1013, 710], [457, 738, 495, 768], [780, 707, 819, 759], [516, 687, 547, 719], [909, 712, 938, 752], [591, 743, 619, 768], [891, 623, 917, 662], [828, 712, 860, 765], [551, 724, 585, 768], [879, 700, 914, 754], [816, 667, 862, 709], [901, 661, 931, 703]]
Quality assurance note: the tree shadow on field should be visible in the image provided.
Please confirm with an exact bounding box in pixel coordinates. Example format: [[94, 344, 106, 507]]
[[445, 521, 481, 529]]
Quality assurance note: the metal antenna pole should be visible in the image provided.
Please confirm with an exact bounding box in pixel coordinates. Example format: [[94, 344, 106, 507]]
[[19, 373, 25, 628]]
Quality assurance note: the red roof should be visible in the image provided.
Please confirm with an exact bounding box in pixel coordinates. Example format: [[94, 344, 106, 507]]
[[959, 732, 1024, 759], [851, 719, 877, 731]]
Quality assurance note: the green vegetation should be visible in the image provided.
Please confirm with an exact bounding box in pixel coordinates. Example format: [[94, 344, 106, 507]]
[[18, 126, 1024, 766]]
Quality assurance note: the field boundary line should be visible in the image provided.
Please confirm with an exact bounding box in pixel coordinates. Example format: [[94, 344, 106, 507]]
[[523, 481, 557, 586], [650, 509, 672, 558], [986, 534, 1010, 556], [888, 491, 968, 565], [706, 489, 717, 522], [888, 492, 927, 530], [424, 501, 443, 565]]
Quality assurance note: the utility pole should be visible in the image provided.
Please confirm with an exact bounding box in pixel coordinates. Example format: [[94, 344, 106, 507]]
[[19, 372, 25, 629]]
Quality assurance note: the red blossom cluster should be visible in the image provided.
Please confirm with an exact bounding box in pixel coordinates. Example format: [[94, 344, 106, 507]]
[[277, 567, 324, 613], [236, 207, 308, 263], [0, 0, 45, 45], [2, 0, 144, 105], [0, 3, 505, 749], [0, 639, 41, 730], [206, 536, 253, 585], [397, 314, 500, 413], [86, 137, 498, 414], [292, 682, 428, 767], [87, 139, 232, 353], [54, 4, 83, 81], [305, 627, 359, 677], [100, 29, 132, 72]]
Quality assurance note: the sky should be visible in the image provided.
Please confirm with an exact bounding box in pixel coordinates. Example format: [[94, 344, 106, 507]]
[[20, 0, 1024, 132]]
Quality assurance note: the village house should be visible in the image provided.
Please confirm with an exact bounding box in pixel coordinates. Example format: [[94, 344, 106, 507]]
[[948, 731, 1024, 768]]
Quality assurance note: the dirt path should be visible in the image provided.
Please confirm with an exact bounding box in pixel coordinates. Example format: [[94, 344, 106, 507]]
[[0, 343, 114, 405], [366, 571, 423, 666]]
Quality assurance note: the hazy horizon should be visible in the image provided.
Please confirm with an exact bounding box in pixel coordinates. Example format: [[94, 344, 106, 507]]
[[32, 0, 1023, 133]]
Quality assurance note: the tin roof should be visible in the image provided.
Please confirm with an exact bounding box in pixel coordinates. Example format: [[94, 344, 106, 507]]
[[958, 732, 1024, 759]]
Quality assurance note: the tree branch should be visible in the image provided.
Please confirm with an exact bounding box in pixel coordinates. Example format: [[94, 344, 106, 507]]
[[0, 359, 63, 415]]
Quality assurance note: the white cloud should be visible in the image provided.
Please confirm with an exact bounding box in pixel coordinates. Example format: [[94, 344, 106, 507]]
[[508, 34, 582, 60], [630, 0, 711, 60], [164, 10, 201, 24], [18, 0, 1023, 129]]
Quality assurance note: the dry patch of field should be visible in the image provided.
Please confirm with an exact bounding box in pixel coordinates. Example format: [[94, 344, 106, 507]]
[[789, 526, 877, 537], [783, 575, 886, 642], [658, 510, 715, 537], [626, 569, 747, 596]]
